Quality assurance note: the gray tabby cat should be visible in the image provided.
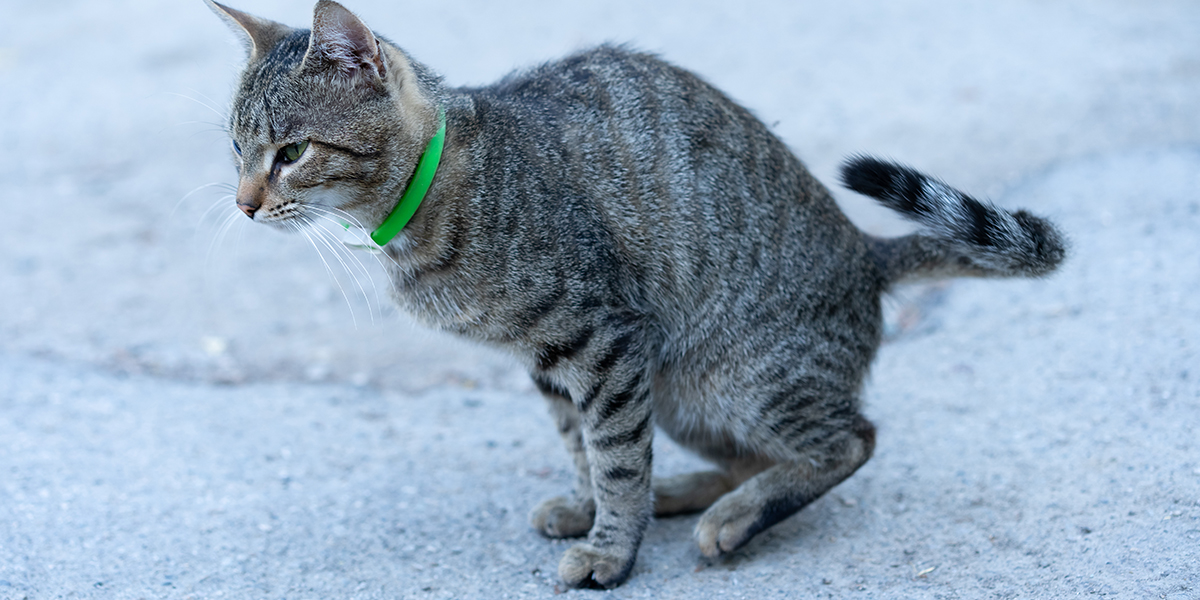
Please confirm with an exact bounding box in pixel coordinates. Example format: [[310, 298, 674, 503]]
[[208, 0, 1065, 588]]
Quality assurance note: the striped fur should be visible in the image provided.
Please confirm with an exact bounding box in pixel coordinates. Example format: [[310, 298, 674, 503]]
[[211, 1, 1066, 588], [841, 156, 1066, 282]]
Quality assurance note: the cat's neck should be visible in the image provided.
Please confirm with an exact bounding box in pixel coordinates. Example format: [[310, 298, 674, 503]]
[[382, 99, 477, 277]]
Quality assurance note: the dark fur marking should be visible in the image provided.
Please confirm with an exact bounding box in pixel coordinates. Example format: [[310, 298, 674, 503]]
[[579, 378, 605, 413], [412, 217, 466, 280], [532, 374, 571, 401], [518, 286, 567, 332], [595, 385, 644, 421], [604, 466, 639, 481], [840, 157, 931, 216], [537, 327, 595, 370], [594, 330, 635, 375], [314, 140, 382, 159], [738, 494, 810, 552], [896, 169, 927, 214], [962, 197, 996, 247], [760, 376, 823, 421], [593, 413, 651, 450]]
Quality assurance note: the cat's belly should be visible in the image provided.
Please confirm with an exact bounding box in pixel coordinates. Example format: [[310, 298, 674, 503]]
[[651, 367, 763, 462]]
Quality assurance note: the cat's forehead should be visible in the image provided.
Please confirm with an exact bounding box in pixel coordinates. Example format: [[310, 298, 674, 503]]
[[229, 29, 315, 138], [229, 28, 381, 143]]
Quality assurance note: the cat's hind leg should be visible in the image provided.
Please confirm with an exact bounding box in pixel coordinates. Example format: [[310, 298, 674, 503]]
[[653, 454, 775, 516], [694, 414, 875, 557], [529, 375, 595, 538], [653, 471, 733, 516]]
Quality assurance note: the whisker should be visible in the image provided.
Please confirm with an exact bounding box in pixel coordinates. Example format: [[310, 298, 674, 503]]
[[298, 223, 359, 329], [155, 121, 231, 138], [303, 214, 380, 325], [182, 87, 229, 118], [305, 205, 404, 270], [308, 215, 387, 321], [166, 91, 227, 121], [195, 194, 238, 245], [206, 208, 243, 268], [173, 182, 236, 221]]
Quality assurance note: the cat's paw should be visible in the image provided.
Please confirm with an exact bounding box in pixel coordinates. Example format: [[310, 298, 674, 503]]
[[529, 496, 594, 538], [694, 489, 764, 557], [558, 542, 636, 588]]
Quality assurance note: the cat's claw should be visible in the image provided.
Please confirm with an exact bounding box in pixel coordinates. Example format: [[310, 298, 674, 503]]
[[558, 543, 636, 589], [529, 496, 594, 538]]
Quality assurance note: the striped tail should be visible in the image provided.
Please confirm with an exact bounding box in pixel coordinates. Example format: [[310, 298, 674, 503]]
[[840, 156, 1066, 284]]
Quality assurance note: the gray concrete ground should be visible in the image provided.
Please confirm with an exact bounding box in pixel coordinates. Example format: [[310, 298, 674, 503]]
[[1, 0, 1198, 598]]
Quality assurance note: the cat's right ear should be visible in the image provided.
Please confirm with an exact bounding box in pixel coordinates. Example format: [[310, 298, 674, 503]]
[[206, 1, 292, 62]]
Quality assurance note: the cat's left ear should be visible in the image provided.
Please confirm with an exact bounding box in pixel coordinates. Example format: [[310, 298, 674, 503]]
[[301, 0, 387, 84], [206, 1, 292, 62]]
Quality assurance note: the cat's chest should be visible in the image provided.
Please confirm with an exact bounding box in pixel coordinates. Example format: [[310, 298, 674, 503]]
[[383, 263, 523, 346]]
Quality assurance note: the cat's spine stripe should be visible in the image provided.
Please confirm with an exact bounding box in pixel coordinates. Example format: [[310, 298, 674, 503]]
[[840, 156, 1066, 280]]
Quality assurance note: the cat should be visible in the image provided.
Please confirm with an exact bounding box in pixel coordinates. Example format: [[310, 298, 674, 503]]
[[207, 0, 1065, 588]]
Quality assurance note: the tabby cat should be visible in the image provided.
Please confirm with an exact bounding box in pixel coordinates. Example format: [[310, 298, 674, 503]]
[[208, 0, 1065, 588]]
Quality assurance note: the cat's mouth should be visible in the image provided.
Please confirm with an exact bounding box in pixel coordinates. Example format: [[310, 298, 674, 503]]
[[249, 195, 383, 253]]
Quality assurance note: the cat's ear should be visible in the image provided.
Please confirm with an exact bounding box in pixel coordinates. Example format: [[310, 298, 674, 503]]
[[206, 1, 292, 61], [301, 0, 388, 84]]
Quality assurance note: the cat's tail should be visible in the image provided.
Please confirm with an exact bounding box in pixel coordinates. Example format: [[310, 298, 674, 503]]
[[839, 155, 1066, 285]]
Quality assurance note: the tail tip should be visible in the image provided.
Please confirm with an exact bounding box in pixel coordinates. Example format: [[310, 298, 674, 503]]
[[1012, 210, 1069, 275]]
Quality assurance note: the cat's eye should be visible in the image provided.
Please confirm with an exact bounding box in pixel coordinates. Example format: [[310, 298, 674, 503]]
[[232, 140, 241, 156], [280, 140, 309, 163]]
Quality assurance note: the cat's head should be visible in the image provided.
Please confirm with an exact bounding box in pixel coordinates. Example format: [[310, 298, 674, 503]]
[[209, 0, 441, 234]]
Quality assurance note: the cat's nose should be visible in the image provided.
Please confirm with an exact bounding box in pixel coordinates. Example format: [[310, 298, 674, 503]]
[[237, 201, 259, 218], [235, 178, 265, 219]]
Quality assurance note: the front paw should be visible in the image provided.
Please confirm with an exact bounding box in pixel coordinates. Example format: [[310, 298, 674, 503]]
[[558, 542, 636, 588], [529, 496, 594, 538]]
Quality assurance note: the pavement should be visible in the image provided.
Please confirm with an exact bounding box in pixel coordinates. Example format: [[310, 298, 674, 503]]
[[1, 0, 1198, 598]]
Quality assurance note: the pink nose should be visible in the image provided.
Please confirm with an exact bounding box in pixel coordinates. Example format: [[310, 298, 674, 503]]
[[237, 201, 259, 218]]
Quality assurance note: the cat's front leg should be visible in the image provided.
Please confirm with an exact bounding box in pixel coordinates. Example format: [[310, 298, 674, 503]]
[[535, 319, 655, 588], [529, 375, 595, 538]]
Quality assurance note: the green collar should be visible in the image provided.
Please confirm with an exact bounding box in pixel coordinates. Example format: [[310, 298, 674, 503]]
[[369, 108, 446, 246]]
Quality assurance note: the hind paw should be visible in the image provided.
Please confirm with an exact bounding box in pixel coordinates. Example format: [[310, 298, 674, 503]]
[[694, 489, 764, 557], [530, 496, 594, 538]]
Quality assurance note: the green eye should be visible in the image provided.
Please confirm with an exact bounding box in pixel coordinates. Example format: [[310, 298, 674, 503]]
[[281, 140, 309, 163]]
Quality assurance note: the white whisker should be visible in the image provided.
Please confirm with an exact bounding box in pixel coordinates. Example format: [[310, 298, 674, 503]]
[[206, 207, 243, 268], [173, 182, 236, 221], [305, 204, 404, 270], [302, 214, 382, 325], [298, 222, 360, 329], [166, 91, 227, 121], [307, 214, 387, 320]]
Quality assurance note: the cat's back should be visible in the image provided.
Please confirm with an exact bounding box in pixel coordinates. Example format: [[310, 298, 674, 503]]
[[483, 49, 868, 294], [448, 46, 876, 375]]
